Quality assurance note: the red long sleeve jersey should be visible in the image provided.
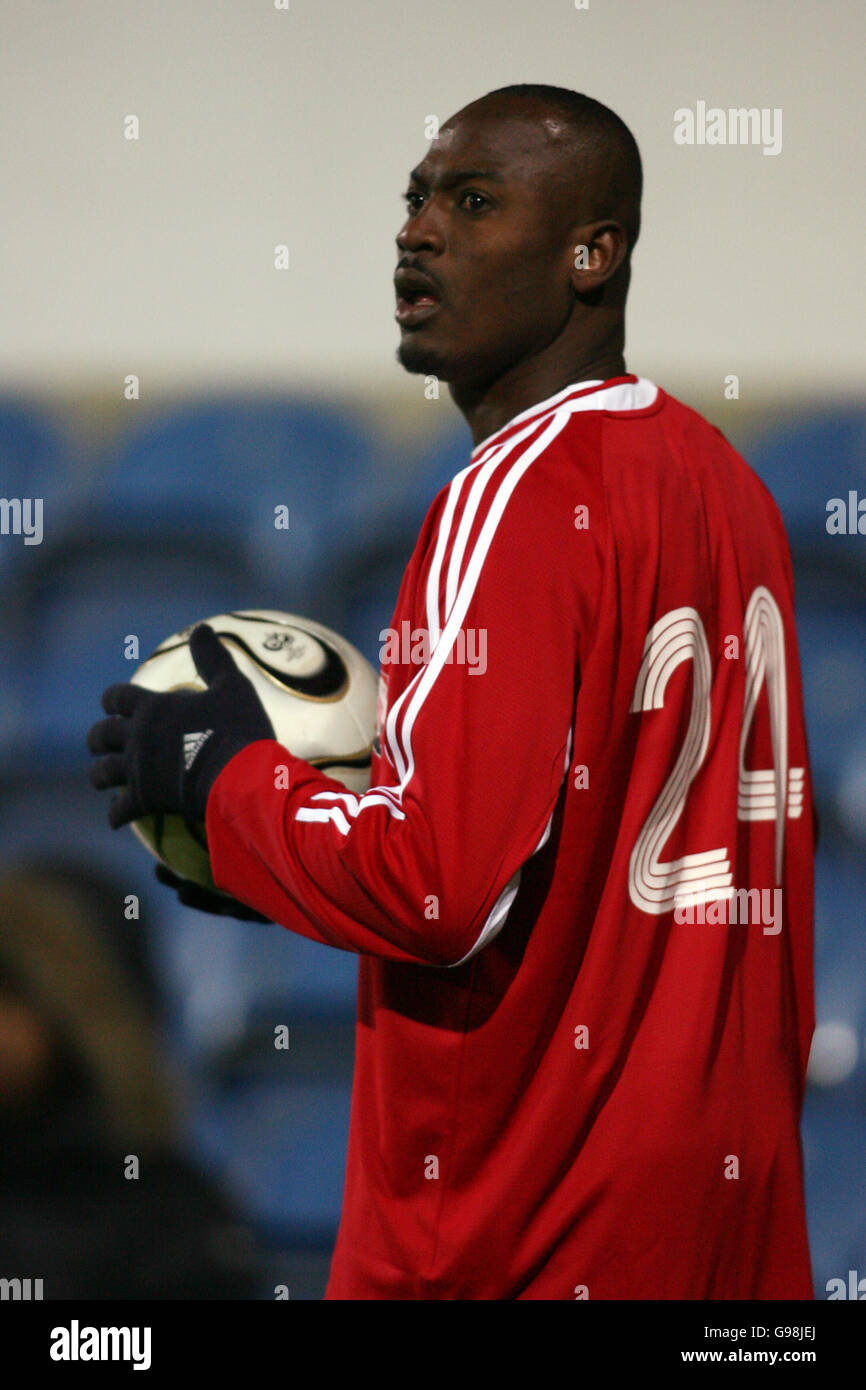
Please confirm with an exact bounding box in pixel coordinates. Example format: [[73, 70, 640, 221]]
[[206, 375, 815, 1300]]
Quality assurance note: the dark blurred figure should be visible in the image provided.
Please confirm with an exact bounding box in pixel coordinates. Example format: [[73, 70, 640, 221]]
[[0, 859, 263, 1299]]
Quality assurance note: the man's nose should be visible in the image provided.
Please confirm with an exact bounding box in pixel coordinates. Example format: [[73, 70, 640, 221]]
[[396, 201, 445, 256]]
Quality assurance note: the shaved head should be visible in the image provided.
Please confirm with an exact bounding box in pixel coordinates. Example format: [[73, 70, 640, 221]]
[[461, 84, 642, 254], [394, 84, 643, 440]]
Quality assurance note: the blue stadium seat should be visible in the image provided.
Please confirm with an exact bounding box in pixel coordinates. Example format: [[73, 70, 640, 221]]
[[0, 769, 158, 898], [84, 399, 376, 612], [397, 424, 473, 522], [803, 1093, 866, 1296], [812, 848, 866, 1016], [7, 536, 256, 767], [795, 597, 866, 803], [191, 1076, 351, 1242], [150, 899, 358, 1065], [0, 604, 27, 752], [338, 547, 407, 669], [834, 730, 866, 846], [746, 405, 866, 565], [334, 424, 471, 663], [802, 844, 866, 1295], [0, 398, 80, 586]]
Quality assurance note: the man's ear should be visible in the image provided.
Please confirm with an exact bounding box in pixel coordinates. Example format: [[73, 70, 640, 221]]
[[568, 220, 628, 297]]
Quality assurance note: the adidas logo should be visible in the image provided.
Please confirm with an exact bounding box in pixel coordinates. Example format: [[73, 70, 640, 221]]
[[183, 729, 214, 770]]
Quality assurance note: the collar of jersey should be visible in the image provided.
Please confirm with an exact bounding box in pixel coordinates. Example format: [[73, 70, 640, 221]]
[[469, 374, 653, 459]]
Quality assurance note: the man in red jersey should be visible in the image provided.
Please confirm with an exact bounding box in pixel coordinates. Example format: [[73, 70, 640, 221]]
[[89, 85, 815, 1300]]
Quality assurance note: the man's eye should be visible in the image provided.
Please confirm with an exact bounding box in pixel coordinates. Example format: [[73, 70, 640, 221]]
[[403, 191, 425, 213], [460, 191, 490, 212]]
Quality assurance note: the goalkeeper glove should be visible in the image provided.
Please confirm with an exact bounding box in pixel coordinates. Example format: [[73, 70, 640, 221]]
[[87, 623, 276, 829]]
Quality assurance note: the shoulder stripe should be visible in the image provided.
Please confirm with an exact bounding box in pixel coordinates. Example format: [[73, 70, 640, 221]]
[[444, 411, 554, 621], [470, 375, 659, 459], [293, 379, 658, 842], [388, 406, 572, 809], [425, 462, 471, 650]]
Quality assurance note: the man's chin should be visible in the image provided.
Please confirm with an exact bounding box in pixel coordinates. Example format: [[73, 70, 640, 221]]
[[396, 333, 504, 389], [396, 336, 454, 379]]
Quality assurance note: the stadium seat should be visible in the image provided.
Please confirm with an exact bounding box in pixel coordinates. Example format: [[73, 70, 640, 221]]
[[397, 424, 473, 520], [191, 1072, 352, 1243], [0, 398, 80, 586], [802, 844, 866, 1295], [82, 398, 376, 611], [150, 898, 358, 1066], [747, 405, 866, 573], [0, 770, 156, 896], [803, 1092, 866, 1296], [794, 595, 866, 805], [6, 535, 257, 767], [333, 424, 471, 663]]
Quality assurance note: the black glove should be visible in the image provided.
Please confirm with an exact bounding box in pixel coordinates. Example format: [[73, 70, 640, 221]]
[[154, 862, 272, 923], [88, 623, 276, 829]]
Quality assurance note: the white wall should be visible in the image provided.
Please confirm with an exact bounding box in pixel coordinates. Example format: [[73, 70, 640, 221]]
[[1, 0, 863, 402]]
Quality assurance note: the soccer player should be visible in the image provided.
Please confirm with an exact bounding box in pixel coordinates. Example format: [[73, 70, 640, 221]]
[[88, 85, 816, 1300]]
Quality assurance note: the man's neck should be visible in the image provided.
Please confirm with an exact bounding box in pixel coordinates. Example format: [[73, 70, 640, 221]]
[[451, 349, 628, 447]]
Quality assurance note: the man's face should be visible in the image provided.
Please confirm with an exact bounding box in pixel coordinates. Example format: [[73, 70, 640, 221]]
[[394, 104, 580, 385]]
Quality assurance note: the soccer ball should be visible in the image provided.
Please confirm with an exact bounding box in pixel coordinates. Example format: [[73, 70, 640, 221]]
[[129, 609, 378, 891]]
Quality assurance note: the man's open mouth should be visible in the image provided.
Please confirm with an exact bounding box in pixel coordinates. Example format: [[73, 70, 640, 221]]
[[394, 269, 442, 327]]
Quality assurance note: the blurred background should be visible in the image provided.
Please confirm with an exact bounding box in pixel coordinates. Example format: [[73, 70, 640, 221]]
[[0, 0, 863, 1299]]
